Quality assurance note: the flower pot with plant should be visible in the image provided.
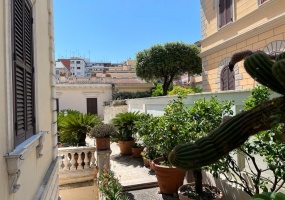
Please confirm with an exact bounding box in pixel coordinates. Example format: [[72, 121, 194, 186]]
[[57, 109, 101, 146], [169, 51, 285, 199], [140, 95, 234, 196], [131, 143, 144, 158], [111, 111, 140, 155], [89, 123, 116, 150]]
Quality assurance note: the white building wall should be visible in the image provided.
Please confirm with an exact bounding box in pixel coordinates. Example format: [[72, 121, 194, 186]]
[[56, 84, 112, 119]]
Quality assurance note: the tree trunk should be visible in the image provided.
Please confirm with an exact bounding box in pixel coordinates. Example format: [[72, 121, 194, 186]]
[[194, 168, 203, 194], [77, 131, 86, 146]]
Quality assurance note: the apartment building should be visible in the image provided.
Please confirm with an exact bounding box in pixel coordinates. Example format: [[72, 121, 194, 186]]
[[200, 0, 285, 92]]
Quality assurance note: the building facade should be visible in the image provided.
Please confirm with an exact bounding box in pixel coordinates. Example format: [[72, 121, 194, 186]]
[[0, 0, 59, 199], [200, 0, 285, 92]]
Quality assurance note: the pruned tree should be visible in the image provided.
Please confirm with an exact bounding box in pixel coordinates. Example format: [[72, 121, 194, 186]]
[[135, 42, 201, 95]]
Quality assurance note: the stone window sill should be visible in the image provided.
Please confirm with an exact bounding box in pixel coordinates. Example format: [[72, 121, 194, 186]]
[[4, 131, 48, 193]]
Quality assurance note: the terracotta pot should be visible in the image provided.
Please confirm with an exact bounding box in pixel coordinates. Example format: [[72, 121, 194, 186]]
[[143, 158, 150, 167], [95, 137, 110, 150], [153, 157, 186, 195], [57, 142, 62, 148], [118, 140, 135, 155], [178, 183, 223, 200], [132, 147, 144, 158]]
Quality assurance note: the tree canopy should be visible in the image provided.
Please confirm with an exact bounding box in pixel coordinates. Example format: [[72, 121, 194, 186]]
[[135, 42, 201, 95]]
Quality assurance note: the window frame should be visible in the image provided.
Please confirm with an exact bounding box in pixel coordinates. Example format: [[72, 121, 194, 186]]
[[11, 0, 35, 147], [220, 65, 235, 91], [218, 0, 234, 29]]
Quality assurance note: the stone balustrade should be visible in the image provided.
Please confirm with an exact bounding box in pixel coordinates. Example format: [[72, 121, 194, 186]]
[[58, 146, 97, 186], [56, 76, 112, 84]]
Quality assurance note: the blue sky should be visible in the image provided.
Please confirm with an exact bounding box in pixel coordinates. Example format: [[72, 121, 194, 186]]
[[54, 0, 201, 63]]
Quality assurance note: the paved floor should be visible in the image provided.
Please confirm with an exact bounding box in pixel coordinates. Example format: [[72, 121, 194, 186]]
[[59, 185, 99, 200], [110, 142, 180, 200]]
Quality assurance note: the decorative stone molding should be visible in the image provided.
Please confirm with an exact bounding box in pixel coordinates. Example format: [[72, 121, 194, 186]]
[[4, 131, 48, 193], [216, 57, 243, 91], [37, 134, 45, 158], [263, 40, 285, 55]]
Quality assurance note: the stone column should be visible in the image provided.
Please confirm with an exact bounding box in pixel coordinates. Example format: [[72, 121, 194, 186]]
[[96, 149, 112, 175]]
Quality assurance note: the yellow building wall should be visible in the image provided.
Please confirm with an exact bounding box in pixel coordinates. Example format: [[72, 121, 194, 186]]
[[0, 0, 58, 200], [202, 24, 285, 92], [201, 0, 285, 51], [200, 0, 285, 92], [0, 1, 10, 199]]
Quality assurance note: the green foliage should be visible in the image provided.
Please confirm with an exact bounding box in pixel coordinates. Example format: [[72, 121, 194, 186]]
[[111, 112, 141, 141], [244, 85, 270, 111], [151, 83, 163, 97], [112, 91, 152, 100], [98, 169, 129, 200], [88, 123, 116, 138], [58, 110, 101, 146], [136, 42, 201, 95], [168, 86, 194, 96], [135, 96, 233, 165], [205, 85, 285, 196], [251, 192, 285, 200], [192, 86, 203, 93]]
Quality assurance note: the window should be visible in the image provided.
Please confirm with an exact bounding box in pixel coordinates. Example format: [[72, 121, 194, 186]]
[[76, 61, 80, 64], [77, 72, 81, 76], [12, 0, 35, 146], [220, 66, 235, 91], [71, 61, 74, 64], [77, 67, 81, 70], [71, 67, 74, 70], [56, 70, 59, 75], [219, 0, 233, 28]]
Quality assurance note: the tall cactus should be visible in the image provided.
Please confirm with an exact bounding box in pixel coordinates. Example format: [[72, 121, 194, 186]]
[[169, 51, 285, 170]]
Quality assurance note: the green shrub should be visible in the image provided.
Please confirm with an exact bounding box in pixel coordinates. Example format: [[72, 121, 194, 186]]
[[58, 110, 101, 146], [112, 91, 152, 100], [98, 169, 129, 200], [168, 86, 194, 96], [151, 83, 163, 97]]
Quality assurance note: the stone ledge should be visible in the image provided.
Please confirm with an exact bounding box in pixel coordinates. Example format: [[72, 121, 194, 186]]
[[4, 131, 48, 193]]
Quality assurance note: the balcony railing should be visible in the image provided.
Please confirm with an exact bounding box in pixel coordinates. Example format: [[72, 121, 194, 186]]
[[58, 146, 97, 185], [56, 76, 112, 84]]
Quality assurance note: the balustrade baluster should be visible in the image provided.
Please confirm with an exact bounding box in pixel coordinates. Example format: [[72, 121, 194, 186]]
[[91, 151, 96, 168], [80, 152, 86, 169], [83, 151, 88, 168], [66, 153, 72, 170], [70, 153, 77, 170], [77, 152, 83, 169], [59, 155, 65, 170]]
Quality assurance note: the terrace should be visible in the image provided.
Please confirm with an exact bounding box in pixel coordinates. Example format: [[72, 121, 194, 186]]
[[57, 89, 285, 200]]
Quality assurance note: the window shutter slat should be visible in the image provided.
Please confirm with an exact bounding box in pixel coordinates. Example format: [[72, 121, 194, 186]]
[[24, 3, 33, 67], [13, 0, 35, 146], [219, 0, 225, 27], [226, 0, 233, 24], [221, 66, 235, 91], [14, 0, 24, 61]]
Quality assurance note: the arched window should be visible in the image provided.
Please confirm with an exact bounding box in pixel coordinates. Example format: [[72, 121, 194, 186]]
[[263, 40, 285, 57], [220, 66, 235, 91]]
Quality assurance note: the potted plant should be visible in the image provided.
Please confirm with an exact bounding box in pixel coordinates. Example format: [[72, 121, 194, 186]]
[[141, 150, 150, 167], [169, 51, 285, 199], [131, 142, 144, 158], [58, 109, 101, 146], [111, 111, 140, 155], [89, 123, 116, 150]]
